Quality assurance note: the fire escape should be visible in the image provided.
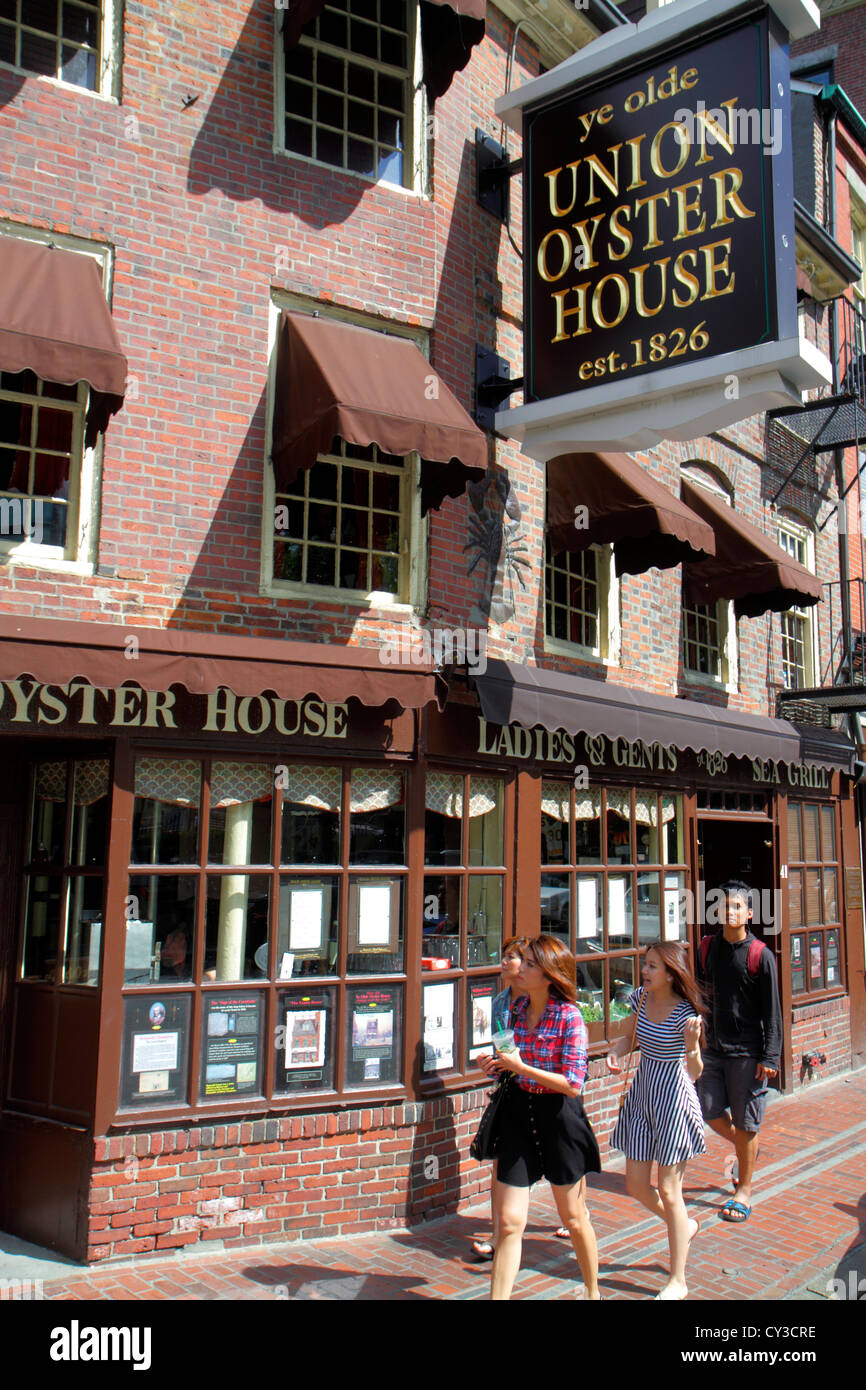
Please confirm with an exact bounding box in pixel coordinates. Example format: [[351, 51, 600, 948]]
[[768, 293, 866, 728]]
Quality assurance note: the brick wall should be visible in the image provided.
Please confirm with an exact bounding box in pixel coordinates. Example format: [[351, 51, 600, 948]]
[[791, 994, 852, 1087], [85, 1063, 637, 1262], [792, 1, 866, 114]]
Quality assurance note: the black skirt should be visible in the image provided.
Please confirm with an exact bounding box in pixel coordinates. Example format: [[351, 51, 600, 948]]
[[495, 1083, 602, 1189]]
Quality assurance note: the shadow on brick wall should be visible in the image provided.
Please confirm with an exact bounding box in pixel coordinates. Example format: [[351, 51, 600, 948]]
[[185, 2, 368, 227]]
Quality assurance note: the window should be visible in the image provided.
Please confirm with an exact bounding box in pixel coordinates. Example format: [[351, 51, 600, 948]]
[[851, 193, 866, 303], [121, 756, 413, 1109], [0, 371, 85, 553], [0, 0, 119, 97], [273, 439, 406, 598], [778, 519, 816, 689], [264, 300, 427, 609], [788, 800, 844, 997], [544, 540, 618, 660], [423, 771, 508, 1075], [20, 756, 109, 986], [278, 0, 423, 191], [540, 781, 688, 1042], [0, 226, 114, 568], [680, 467, 737, 687]]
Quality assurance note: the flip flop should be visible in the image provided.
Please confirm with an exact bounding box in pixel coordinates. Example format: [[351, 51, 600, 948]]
[[554, 1226, 571, 1239], [470, 1240, 494, 1261], [720, 1199, 751, 1223], [688, 1216, 700, 1242]]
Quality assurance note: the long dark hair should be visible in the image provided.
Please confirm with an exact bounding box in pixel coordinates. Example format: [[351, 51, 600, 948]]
[[525, 934, 577, 1005], [645, 942, 705, 1017]]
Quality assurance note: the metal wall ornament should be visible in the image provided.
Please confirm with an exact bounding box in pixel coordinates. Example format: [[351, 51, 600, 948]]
[[464, 469, 531, 624]]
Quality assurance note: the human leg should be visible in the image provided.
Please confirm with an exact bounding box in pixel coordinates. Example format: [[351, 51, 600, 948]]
[[551, 1178, 599, 1299], [656, 1161, 691, 1297], [471, 1160, 497, 1259], [490, 1180, 530, 1300], [625, 1159, 666, 1220]]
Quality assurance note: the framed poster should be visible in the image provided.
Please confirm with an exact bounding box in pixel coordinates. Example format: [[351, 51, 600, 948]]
[[120, 993, 190, 1108], [276, 988, 335, 1094], [790, 933, 806, 995], [345, 984, 402, 1086], [348, 879, 401, 952], [199, 993, 263, 1099], [808, 932, 824, 991], [423, 980, 455, 1073], [826, 928, 840, 988], [467, 980, 495, 1063]]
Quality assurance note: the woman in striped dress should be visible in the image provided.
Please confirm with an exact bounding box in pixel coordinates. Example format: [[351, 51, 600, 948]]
[[608, 942, 705, 1300]]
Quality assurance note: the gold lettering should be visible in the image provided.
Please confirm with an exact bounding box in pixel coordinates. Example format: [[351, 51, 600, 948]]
[[592, 273, 630, 330], [625, 134, 647, 191], [631, 258, 670, 318], [634, 190, 671, 250], [608, 203, 633, 260], [585, 145, 622, 205], [694, 100, 737, 165], [551, 285, 591, 341], [672, 178, 706, 240], [649, 122, 689, 180], [709, 167, 756, 227], [700, 238, 735, 300], [537, 228, 572, 283], [544, 162, 580, 218], [672, 249, 700, 308], [571, 214, 605, 270]]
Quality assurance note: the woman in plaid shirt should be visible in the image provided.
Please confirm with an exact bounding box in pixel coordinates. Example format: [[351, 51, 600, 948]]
[[479, 934, 601, 1300]]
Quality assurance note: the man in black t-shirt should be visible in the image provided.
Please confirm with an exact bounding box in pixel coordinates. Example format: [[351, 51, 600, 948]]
[[696, 881, 782, 1224]]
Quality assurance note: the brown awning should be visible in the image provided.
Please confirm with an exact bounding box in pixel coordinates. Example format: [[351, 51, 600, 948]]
[[0, 239, 127, 446], [271, 312, 487, 515], [546, 452, 716, 577], [282, 0, 485, 102], [474, 659, 854, 770], [0, 617, 446, 712], [681, 479, 824, 618]]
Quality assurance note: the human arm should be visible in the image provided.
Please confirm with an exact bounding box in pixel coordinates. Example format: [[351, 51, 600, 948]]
[[757, 951, 782, 1079], [684, 1015, 703, 1082], [606, 987, 641, 1073], [482, 1004, 587, 1097]]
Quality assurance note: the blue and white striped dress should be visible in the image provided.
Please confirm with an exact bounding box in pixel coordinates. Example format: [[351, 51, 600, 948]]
[[610, 987, 707, 1166]]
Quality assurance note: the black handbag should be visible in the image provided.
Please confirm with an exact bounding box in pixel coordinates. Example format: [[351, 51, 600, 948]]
[[469, 1075, 510, 1161]]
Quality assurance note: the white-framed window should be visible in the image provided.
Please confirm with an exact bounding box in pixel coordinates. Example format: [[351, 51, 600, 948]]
[[274, 0, 427, 194], [0, 222, 113, 572], [262, 297, 427, 611], [680, 465, 738, 690], [543, 540, 619, 663], [777, 517, 817, 689], [0, 0, 120, 99], [851, 192, 866, 303]]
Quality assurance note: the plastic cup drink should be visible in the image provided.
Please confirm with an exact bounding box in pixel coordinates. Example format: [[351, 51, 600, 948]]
[[493, 1028, 516, 1054]]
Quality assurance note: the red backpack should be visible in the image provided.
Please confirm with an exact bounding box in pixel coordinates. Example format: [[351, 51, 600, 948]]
[[699, 933, 768, 978]]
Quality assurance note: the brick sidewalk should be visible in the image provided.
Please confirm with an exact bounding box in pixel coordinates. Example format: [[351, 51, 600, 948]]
[[9, 1069, 866, 1301]]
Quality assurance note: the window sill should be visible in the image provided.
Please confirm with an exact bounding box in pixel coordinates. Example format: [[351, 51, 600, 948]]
[[0, 549, 94, 576], [681, 670, 736, 697], [271, 146, 429, 201], [543, 635, 606, 665], [262, 580, 417, 614], [0, 61, 116, 103]]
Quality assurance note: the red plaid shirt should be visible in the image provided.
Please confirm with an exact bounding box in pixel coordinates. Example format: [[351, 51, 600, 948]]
[[510, 994, 588, 1094]]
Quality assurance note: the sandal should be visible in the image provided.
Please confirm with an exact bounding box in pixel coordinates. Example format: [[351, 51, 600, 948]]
[[470, 1240, 495, 1261], [720, 1199, 751, 1223], [554, 1226, 571, 1239]]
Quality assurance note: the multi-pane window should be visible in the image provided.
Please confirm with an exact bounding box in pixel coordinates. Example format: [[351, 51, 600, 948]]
[[545, 541, 600, 651], [683, 601, 721, 678], [851, 196, 866, 303], [423, 772, 507, 1075], [121, 756, 412, 1109], [282, 0, 414, 186], [0, 0, 101, 89], [273, 440, 407, 599], [788, 800, 843, 997], [0, 370, 85, 551], [20, 757, 109, 986], [778, 522, 814, 689], [540, 781, 687, 1040]]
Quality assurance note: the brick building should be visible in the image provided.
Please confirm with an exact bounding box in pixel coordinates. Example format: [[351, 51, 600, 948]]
[[0, 0, 864, 1263]]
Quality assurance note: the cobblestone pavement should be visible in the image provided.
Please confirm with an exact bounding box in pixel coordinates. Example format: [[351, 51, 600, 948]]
[[4, 1069, 865, 1302]]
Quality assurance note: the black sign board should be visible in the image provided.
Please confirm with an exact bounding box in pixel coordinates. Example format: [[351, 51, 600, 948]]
[[199, 993, 263, 1099], [523, 8, 791, 403], [276, 988, 334, 1093], [120, 993, 190, 1108]]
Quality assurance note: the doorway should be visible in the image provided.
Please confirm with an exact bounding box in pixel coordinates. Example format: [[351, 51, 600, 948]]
[[696, 818, 777, 943]]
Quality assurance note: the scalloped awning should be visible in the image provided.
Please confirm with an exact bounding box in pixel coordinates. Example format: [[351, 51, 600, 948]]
[[0, 239, 127, 446], [271, 311, 486, 515], [473, 658, 854, 770]]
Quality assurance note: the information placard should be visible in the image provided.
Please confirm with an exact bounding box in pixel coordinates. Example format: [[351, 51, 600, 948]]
[[199, 994, 263, 1099], [345, 985, 401, 1086], [120, 994, 190, 1108], [276, 989, 335, 1094]]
